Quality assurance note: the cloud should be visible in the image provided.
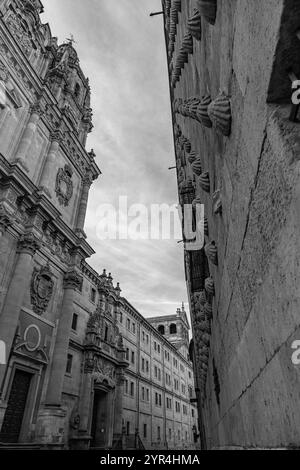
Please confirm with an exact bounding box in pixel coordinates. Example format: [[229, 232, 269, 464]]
[[41, 0, 190, 320]]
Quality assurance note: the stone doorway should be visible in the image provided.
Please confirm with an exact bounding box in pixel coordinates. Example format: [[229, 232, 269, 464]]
[[0, 370, 32, 443], [90, 388, 113, 449]]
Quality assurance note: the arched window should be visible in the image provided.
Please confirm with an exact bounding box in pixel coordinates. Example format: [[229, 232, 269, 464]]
[[170, 324, 177, 335], [158, 325, 165, 335]]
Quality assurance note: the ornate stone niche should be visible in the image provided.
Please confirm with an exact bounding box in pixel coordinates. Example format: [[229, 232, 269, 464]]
[[208, 91, 232, 136], [187, 9, 202, 41], [196, 0, 217, 25], [205, 241, 218, 266], [55, 164, 74, 207], [199, 171, 211, 193], [30, 264, 54, 316]]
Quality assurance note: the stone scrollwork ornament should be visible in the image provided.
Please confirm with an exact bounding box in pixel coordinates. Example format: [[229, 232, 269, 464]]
[[30, 264, 54, 315], [55, 164, 74, 207]]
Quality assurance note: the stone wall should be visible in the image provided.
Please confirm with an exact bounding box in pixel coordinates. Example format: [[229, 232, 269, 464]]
[[163, 0, 300, 449]]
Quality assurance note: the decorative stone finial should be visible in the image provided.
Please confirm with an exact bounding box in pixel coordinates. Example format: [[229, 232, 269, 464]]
[[196, 0, 217, 25], [208, 91, 232, 136]]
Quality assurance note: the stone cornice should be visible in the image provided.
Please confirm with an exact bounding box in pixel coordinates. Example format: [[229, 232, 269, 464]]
[[0, 153, 95, 259]]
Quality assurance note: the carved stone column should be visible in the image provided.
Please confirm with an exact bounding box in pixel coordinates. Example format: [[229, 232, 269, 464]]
[[0, 233, 40, 425], [76, 173, 93, 237], [36, 269, 82, 448], [13, 103, 42, 172], [39, 130, 62, 198]]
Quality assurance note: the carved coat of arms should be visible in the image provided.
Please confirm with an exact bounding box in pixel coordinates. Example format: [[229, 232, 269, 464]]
[[31, 264, 54, 315], [55, 164, 74, 207]]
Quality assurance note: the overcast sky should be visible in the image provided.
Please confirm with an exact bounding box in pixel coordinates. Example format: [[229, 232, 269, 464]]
[[42, 0, 189, 319]]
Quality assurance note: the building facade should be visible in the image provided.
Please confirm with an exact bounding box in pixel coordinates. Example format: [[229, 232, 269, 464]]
[[120, 302, 198, 450], [162, 0, 300, 450], [0, 0, 198, 450]]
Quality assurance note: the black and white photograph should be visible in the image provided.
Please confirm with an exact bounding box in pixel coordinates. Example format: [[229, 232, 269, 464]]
[[0, 0, 299, 460]]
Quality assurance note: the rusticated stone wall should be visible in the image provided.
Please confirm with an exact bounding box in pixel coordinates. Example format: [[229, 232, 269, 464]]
[[163, 0, 300, 449]]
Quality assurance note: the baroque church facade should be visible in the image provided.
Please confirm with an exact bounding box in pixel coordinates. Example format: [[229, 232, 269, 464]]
[[0, 0, 197, 450]]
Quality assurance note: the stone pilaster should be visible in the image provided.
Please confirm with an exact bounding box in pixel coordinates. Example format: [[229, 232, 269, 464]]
[[13, 103, 42, 172], [76, 173, 93, 237], [36, 269, 82, 447], [0, 233, 40, 426], [45, 269, 82, 406], [38, 130, 62, 198], [113, 371, 125, 436]]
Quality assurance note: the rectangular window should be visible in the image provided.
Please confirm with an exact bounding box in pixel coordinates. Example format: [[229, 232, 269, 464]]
[[169, 428, 172, 439], [158, 369, 161, 381], [157, 426, 161, 440], [154, 341, 157, 351], [146, 389, 149, 402], [159, 394, 162, 407], [157, 344, 160, 354], [154, 366, 157, 378], [143, 424, 147, 439], [142, 331, 145, 342], [126, 318, 130, 330], [146, 361, 149, 373], [126, 348, 129, 361], [130, 382, 134, 397], [131, 351, 135, 364], [90, 288, 96, 303], [142, 358, 145, 372], [146, 335, 149, 345], [66, 354, 73, 374], [142, 386, 145, 401], [132, 322, 136, 334], [71, 313, 78, 332], [125, 380, 128, 394], [119, 312, 123, 323]]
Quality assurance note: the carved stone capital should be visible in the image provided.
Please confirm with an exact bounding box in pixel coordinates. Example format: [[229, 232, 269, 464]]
[[63, 270, 82, 290], [17, 233, 41, 255]]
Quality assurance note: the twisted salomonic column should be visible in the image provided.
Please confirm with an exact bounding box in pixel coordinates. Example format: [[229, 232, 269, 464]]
[[0, 233, 40, 394], [45, 269, 82, 406], [39, 130, 62, 197], [14, 103, 42, 172], [76, 172, 93, 235]]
